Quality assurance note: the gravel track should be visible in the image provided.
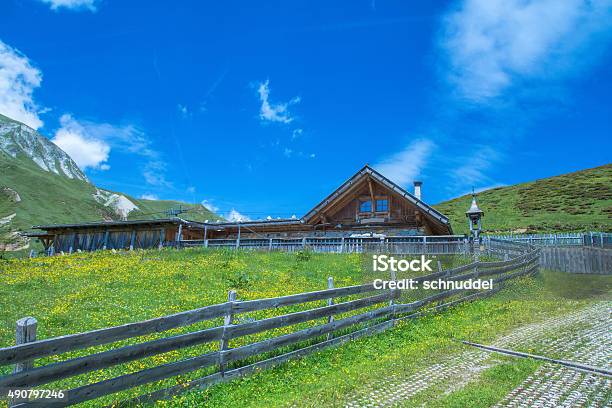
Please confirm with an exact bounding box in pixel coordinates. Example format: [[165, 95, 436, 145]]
[[343, 302, 611, 407]]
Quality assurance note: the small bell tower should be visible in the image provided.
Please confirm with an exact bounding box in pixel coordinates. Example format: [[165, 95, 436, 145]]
[[465, 190, 484, 242]]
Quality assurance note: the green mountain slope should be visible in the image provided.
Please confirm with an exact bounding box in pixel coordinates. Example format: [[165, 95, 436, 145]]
[[434, 164, 612, 234], [0, 114, 220, 251]]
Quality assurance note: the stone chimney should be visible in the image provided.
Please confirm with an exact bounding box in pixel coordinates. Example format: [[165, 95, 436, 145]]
[[414, 181, 422, 200]]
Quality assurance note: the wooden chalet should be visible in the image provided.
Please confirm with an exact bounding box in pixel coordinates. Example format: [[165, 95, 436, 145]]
[[28, 165, 453, 253]]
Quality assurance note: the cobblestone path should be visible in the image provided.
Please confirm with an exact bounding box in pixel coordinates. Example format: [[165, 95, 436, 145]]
[[344, 302, 610, 407]]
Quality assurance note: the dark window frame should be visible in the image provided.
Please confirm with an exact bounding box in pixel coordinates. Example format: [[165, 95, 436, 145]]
[[359, 200, 372, 213], [376, 199, 388, 212]]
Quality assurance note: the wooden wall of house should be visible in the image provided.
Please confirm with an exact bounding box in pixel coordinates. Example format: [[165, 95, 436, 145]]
[[320, 182, 420, 228], [389, 194, 418, 226], [48, 225, 173, 253]]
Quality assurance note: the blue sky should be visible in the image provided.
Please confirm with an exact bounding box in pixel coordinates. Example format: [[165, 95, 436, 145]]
[[1, 0, 611, 220]]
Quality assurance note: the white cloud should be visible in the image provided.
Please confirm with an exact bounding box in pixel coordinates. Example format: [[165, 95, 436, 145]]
[[201, 199, 219, 213], [257, 79, 300, 124], [292, 128, 303, 139], [283, 148, 293, 158], [51, 114, 169, 185], [440, 0, 612, 102], [457, 183, 507, 199], [143, 160, 171, 187], [373, 139, 436, 187], [140, 193, 159, 200], [474, 184, 506, 194], [51, 114, 110, 170], [450, 146, 500, 191], [186, 186, 196, 193], [225, 209, 250, 222], [39, 0, 98, 11], [0, 40, 43, 129], [54, 113, 153, 156], [177, 104, 191, 118]]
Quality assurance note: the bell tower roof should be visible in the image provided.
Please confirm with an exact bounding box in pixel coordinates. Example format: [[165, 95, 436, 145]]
[[465, 192, 484, 216]]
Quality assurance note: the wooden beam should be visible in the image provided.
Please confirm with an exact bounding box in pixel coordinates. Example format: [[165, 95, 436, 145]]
[[175, 224, 183, 242], [309, 179, 368, 223], [102, 230, 109, 250], [159, 229, 165, 250], [367, 177, 376, 214], [129, 230, 136, 251]]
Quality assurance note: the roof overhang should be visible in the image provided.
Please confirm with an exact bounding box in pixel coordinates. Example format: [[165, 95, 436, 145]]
[[32, 217, 203, 231]]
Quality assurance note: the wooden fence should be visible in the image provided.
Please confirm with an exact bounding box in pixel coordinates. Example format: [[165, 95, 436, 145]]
[[179, 236, 469, 255], [0, 248, 539, 407], [485, 232, 612, 248], [483, 237, 536, 259], [539, 246, 612, 274]]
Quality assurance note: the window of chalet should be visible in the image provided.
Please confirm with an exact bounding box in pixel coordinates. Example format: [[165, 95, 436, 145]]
[[376, 199, 388, 212], [359, 200, 372, 212]]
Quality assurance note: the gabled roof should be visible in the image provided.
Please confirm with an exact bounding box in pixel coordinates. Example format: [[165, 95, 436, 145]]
[[301, 165, 452, 233]]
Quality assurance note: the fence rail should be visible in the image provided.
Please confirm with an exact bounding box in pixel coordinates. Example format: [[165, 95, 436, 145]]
[[178, 236, 470, 255], [33, 231, 612, 259], [0, 245, 539, 407], [177, 232, 612, 255]]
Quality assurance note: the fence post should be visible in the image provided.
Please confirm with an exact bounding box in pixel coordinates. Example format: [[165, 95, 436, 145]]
[[156, 229, 163, 250], [340, 237, 345, 253], [327, 277, 334, 340], [584, 248, 591, 274], [9, 317, 37, 407], [389, 269, 397, 324], [437, 260, 443, 273], [13, 317, 37, 373], [236, 223, 241, 249], [268, 238, 273, 251], [219, 290, 236, 376]]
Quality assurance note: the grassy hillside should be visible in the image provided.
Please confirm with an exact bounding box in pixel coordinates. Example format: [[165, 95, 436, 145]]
[[434, 164, 612, 234], [0, 155, 100, 249], [0, 114, 221, 251], [0, 156, 220, 248], [128, 198, 220, 223]]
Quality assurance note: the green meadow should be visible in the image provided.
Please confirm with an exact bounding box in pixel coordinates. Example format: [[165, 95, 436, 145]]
[[0, 249, 609, 407]]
